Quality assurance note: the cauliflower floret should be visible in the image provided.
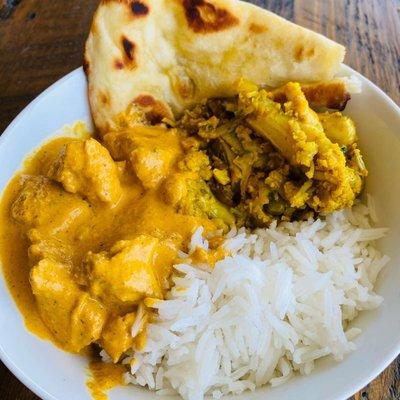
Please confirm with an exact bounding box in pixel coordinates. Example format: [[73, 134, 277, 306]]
[[178, 150, 212, 180], [239, 80, 365, 213]]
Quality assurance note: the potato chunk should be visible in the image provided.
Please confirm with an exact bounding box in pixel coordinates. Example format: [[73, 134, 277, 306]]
[[48, 138, 122, 205]]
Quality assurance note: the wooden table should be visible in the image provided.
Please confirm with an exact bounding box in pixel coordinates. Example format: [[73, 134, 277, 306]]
[[0, 0, 399, 399]]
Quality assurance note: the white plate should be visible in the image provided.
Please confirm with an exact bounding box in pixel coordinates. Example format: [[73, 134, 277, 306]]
[[0, 66, 400, 400]]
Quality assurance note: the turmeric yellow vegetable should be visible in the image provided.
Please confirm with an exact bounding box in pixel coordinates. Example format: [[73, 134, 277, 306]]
[[318, 112, 357, 146], [239, 80, 365, 213]]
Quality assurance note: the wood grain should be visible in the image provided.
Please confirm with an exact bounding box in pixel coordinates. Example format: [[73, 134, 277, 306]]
[[0, 1, 399, 399]]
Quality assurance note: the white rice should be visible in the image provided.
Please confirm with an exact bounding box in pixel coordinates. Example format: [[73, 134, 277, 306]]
[[119, 201, 389, 400]]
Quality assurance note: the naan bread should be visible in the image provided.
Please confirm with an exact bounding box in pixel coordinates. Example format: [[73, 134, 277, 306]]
[[85, 0, 345, 134]]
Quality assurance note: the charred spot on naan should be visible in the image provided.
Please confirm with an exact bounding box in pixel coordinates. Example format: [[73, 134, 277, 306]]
[[101, 0, 149, 17], [182, 0, 239, 33], [130, 0, 149, 16], [83, 56, 90, 75], [249, 23, 268, 34], [114, 59, 125, 70], [100, 91, 111, 105], [175, 77, 195, 99], [122, 36, 136, 67], [169, 67, 196, 100], [90, 18, 99, 35], [294, 44, 316, 62], [111, 37, 136, 70], [133, 95, 173, 124]]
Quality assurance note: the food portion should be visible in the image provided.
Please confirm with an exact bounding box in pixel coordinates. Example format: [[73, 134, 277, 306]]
[[85, 0, 345, 134], [126, 214, 389, 398], [172, 80, 367, 228], [0, 131, 228, 354]]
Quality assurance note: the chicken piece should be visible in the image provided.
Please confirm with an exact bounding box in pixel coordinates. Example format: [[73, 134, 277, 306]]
[[48, 138, 122, 205], [270, 79, 351, 111], [103, 126, 182, 189], [240, 80, 364, 213], [103, 125, 179, 160], [162, 173, 188, 207], [30, 259, 107, 352], [11, 176, 91, 237], [27, 231, 72, 265], [70, 294, 107, 350], [99, 312, 136, 362], [12, 176, 91, 266], [131, 146, 176, 190], [85, 236, 163, 312]]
